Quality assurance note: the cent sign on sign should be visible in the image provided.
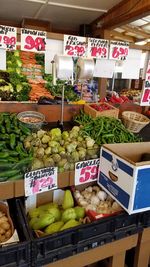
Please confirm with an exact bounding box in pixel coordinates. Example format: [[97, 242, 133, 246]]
[[75, 158, 100, 185], [25, 167, 58, 196]]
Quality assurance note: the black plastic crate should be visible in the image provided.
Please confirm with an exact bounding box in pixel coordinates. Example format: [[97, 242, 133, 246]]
[[113, 212, 143, 231], [0, 199, 31, 267], [141, 210, 150, 228]]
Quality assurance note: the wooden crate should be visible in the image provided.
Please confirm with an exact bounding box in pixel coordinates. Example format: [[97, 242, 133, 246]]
[[84, 102, 119, 119]]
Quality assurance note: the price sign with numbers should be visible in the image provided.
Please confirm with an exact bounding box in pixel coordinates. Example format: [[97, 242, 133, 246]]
[[109, 40, 129, 61], [25, 167, 57, 196], [0, 25, 17, 50], [140, 60, 150, 106], [75, 158, 100, 185], [64, 35, 87, 57], [21, 28, 46, 53], [87, 38, 109, 59]]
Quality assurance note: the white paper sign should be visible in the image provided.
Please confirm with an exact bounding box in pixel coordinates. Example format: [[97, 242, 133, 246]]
[[64, 34, 87, 57], [87, 38, 109, 59], [21, 28, 46, 53], [0, 49, 6, 70], [122, 49, 142, 79], [140, 60, 150, 106], [0, 25, 17, 50], [25, 167, 58, 196], [75, 158, 100, 186], [109, 40, 129, 61], [93, 59, 116, 78], [45, 39, 63, 74]]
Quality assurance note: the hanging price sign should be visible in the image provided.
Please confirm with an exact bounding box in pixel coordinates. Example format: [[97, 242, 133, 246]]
[[64, 35, 87, 57], [75, 158, 100, 186], [25, 167, 58, 196], [0, 25, 17, 50], [140, 60, 150, 106], [87, 38, 109, 59], [21, 28, 46, 53], [109, 41, 129, 61]]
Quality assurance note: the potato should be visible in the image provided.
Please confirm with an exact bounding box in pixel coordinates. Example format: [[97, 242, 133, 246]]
[[0, 222, 10, 230], [5, 229, 12, 239], [0, 211, 5, 218], [0, 216, 8, 224], [0, 228, 5, 235], [0, 234, 6, 242]]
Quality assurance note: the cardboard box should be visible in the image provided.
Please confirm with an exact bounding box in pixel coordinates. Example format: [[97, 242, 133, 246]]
[[84, 102, 119, 119], [98, 142, 150, 214], [0, 181, 14, 200]]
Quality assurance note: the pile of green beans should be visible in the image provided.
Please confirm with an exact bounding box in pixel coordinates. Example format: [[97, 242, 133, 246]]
[[74, 112, 141, 145]]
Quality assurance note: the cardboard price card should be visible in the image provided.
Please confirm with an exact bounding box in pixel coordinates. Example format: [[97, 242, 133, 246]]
[[109, 40, 129, 60], [87, 38, 109, 59], [75, 158, 100, 185], [64, 34, 87, 57], [0, 25, 17, 50], [140, 60, 150, 106], [21, 28, 46, 53], [25, 167, 58, 196]]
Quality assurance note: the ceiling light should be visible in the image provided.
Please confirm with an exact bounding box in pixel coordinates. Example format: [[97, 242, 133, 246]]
[[135, 40, 147, 45]]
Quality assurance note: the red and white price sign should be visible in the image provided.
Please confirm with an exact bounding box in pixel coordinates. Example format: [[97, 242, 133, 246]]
[[0, 25, 17, 50], [25, 167, 58, 196], [109, 40, 129, 61], [87, 38, 109, 59], [64, 35, 87, 57], [75, 158, 100, 186], [21, 28, 46, 53], [140, 60, 150, 106]]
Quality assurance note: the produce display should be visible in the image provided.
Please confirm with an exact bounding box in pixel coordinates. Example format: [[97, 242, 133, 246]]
[[0, 211, 12, 243], [0, 112, 33, 181], [24, 126, 99, 172], [28, 189, 85, 235], [90, 103, 113, 111], [120, 89, 141, 98], [74, 111, 141, 145], [74, 185, 122, 215], [44, 74, 80, 102]]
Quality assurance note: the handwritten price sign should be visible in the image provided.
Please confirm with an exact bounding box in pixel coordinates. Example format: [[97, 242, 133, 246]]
[[64, 35, 87, 57], [25, 167, 58, 196], [88, 38, 109, 59], [21, 28, 46, 53], [75, 158, 100, 185], [109, 41, 129, 61], [0, 25, 17, 50], [140, 60, 150, 106]]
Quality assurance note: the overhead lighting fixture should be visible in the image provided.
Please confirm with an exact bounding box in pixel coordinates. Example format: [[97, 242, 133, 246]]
[[135, 40, 147, 45]]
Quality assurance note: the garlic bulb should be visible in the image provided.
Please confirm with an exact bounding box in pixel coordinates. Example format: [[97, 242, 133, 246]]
[[97, 191, 107, 201], [90, 195, 100, 206], [92, 186, 100, 192], [85, 186, 93, 193], [74, 190, 81, 199], [85, 204, 96, 211]]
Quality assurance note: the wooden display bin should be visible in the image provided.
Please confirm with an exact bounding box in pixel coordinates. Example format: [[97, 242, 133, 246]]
[[84, 102, 119, 118]]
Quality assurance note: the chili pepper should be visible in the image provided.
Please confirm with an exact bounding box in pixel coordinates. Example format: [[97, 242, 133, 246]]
[[10, 133, 16, 149], [19, 123, 31, 136]]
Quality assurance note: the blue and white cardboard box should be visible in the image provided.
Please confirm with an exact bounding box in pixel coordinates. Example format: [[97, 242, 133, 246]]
[[98, 142, 150, 214]]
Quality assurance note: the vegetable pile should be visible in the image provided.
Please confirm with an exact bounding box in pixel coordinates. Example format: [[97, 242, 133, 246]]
[[90, 103, 113, 111], [28, 189, 85, 235], [24, 126, 99, 172], [74, 111, 141, 145], [74, 185, 122, 214], [44, 74, 80, 102], [0, 208, 12, 243], [0, 112, 33, 182]]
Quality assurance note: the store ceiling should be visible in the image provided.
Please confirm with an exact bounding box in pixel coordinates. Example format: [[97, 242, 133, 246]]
[[0, 0, 122, 30]]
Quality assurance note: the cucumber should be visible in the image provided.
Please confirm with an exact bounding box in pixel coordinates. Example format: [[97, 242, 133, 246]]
[[0, 177, 8, 182], [0, 169, 20, 178], [3, 150, 19, 156], [12, 157, 33, 170], [0, 152, 9, 158]]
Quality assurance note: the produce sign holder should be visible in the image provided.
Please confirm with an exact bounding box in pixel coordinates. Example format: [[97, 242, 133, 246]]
[[84, 102, 119, 119]]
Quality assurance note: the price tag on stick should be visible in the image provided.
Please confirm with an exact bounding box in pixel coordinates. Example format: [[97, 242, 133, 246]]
[[109, 40, 129, 61], [0, 25, 17, 50], [25, 167, 58, 196], [87, 38, 109, 59], [75, 158, 100, 185], [21, 28, 46, 53], [64, 34, 87, 57]]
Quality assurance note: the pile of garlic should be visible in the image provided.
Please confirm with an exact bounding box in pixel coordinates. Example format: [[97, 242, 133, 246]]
[[74, 185, 122, 214]]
